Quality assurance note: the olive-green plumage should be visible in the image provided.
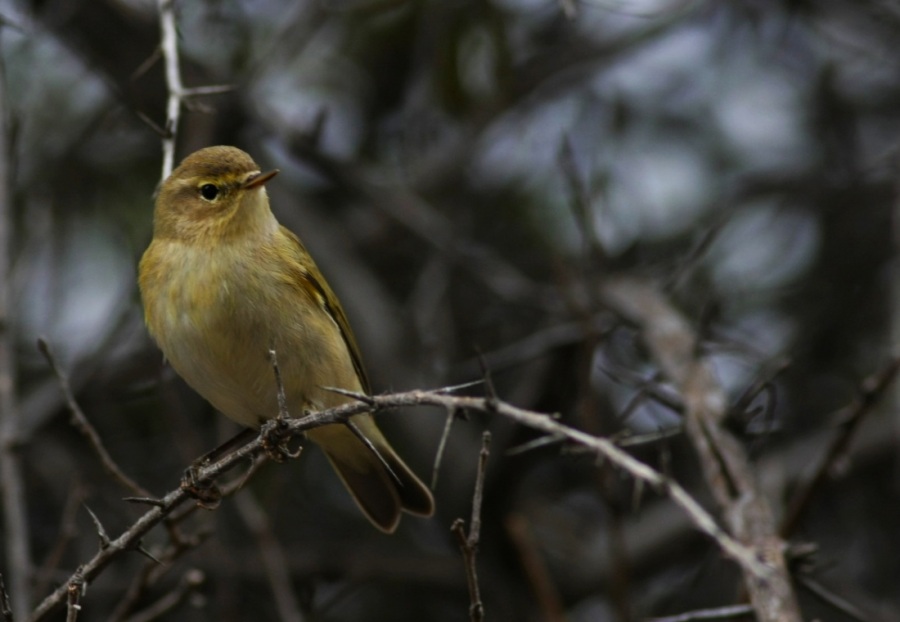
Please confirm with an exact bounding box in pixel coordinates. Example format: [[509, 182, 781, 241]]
[[139, 146, 434, 532]]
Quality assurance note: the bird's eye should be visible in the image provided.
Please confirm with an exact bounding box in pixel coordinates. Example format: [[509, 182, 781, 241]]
[[199, 184, 219, 201]]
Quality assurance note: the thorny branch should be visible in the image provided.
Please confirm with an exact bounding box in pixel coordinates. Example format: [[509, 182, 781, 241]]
[[780, 358, 900, 537], [29, 383, 773, 620], [38, 338, 152, 498], [452, 431, 491, 622], [28, 434, 263, 621]]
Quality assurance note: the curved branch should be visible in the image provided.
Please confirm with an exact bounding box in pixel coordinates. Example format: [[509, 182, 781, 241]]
[[29, 384, 771, 621]]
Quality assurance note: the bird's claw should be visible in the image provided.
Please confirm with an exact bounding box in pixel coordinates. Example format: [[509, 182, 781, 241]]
[[260, 417, 303, 463]]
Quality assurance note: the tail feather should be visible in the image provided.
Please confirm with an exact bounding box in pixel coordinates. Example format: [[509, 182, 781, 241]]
[[309, 417, 434, 533], [384, 450, 435, 517], [323, 447, 403, 533]]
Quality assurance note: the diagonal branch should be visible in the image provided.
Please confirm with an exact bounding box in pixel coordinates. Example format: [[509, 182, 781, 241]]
[[780, 358, 900, 537], [38, 338, 151, 498], [29, 385, 771, 620], [601, 277, 802, 622]]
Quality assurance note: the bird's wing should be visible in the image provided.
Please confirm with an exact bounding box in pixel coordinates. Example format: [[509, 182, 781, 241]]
[[280, 225, 371, 394]]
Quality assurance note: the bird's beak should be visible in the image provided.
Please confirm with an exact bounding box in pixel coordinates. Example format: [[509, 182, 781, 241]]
[[242, 169, 279, 190]]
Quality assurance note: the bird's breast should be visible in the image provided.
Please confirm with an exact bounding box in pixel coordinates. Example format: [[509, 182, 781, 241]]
[[141, 240, 358, 428]]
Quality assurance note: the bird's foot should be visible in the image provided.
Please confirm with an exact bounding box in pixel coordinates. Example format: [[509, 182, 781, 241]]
[[260, 416, 303, 463]]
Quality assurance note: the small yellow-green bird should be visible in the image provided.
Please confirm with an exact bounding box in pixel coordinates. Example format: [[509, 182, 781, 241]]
[[139, 145, 434, 532]]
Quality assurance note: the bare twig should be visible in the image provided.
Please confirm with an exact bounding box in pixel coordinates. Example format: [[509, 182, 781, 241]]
[[780, 358, 900, 537], [469, 432, 490, 548], [452, 431, 491, 622], [663, 218, 727, 295], [0, 573, 12, 622], [505, 433, 566, 456], [434, 380, 486, 395], [107, 519, 214, 622], [120, 569, 204, 622], [728, 357, 790, 426], [253, 352, 307, 464], [234, 492, 305, 622], [614, 427, 682, 448], [601, 278, 801, 622], [431, 406, 457, 490], [646, 604, 754, 622], [38, 338, 152, 497], [795, 574, 875, 622], [285, 135, 542, 305], [0, 43, 31, 622], [181, 84, 235, 97], [267, 347, 290, 420], [596, 360, 684, 416], [107, 562, 158, 622], [34, 481, 87, 598], [559, 135, 606, 265], [505, 514, 566, 622], [456, 315, 611, 377]]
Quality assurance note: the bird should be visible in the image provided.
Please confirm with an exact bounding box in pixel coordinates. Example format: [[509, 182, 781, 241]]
[[138, 145, 434, 532]]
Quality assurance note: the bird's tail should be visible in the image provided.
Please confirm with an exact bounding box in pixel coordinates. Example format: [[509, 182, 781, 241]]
[[308, 415, 434, 533]]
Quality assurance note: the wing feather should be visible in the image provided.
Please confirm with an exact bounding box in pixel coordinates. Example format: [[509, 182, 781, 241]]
[[279, 225, 371, 394]]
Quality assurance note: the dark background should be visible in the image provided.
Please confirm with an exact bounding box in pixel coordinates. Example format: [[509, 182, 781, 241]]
[[1, 1, 899, 620]]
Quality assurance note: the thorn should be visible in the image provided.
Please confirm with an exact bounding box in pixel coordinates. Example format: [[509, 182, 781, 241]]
[[234, 455, 267, 491], [134, 110, 169, 138], [434, 379, 485, 394], [84, 505, 111, 549], [130, 47, 162, 82], [505, 434, 566, 456], [135, 541, 162, 565], [181, 84, 236, 98], [322, 385, 376, 406], [473, 348, 498, 409], [431, 405, 457, 490]]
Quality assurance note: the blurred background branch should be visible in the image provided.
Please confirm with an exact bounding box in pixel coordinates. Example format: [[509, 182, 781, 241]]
[[0, 22, 31, 621], [0, 0, 898, 620]]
